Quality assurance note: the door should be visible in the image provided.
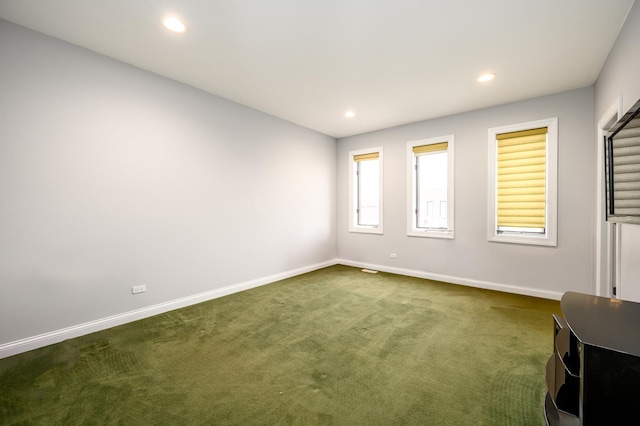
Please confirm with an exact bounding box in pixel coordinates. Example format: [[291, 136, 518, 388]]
[[598, 97, 640, 302], [619, 224, 640, 302]]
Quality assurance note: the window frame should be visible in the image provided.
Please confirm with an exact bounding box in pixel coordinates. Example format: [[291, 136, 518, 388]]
[[349, 147, 383, 234], [406, 135, 455, 239], [487, 118, 558, 246]]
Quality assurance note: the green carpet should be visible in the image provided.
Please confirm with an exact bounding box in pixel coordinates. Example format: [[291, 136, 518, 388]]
[[0, 265, 559, 425]]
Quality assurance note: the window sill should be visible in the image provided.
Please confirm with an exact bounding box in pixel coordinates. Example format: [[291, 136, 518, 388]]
[[488, 233, 556, 247], [350, 227, 383, 235], [407, 229, 454, 239]]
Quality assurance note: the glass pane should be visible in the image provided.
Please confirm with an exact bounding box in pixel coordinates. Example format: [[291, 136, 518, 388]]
[[417, 152, 447, 229], [358, 159, 379, 226]]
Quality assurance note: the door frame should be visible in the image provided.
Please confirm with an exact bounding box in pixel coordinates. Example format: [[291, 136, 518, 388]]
[[596, 96, 622, 297]]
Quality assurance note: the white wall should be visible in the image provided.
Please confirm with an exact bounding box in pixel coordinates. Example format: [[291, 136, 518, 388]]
[[5, 2, 638, 356], [595, 1, 640, 301], [337, 87, 595, 299], [595, 1, 640, 120], [0, 20, 337, 351]]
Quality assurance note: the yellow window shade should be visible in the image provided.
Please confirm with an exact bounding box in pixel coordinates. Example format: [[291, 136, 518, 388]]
[[353, 152, 379, 162], [413, 142, 448, 155], [497, 127, 547, 229], [496, 127, 547, 140]]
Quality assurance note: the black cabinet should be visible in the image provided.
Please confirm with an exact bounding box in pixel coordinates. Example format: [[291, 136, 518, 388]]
[[544, 292, 640, 425]]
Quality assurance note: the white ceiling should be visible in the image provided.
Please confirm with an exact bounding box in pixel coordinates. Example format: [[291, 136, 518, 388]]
[[0, 0, 635, 138]]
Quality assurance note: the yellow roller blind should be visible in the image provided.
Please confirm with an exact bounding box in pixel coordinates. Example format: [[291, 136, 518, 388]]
[[497, 127, 547, 229], [353, 152, 379, 162], [413, 142, 448, 155]]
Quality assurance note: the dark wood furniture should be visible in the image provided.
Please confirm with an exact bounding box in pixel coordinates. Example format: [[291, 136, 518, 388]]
[[544, 291, 640, 425]]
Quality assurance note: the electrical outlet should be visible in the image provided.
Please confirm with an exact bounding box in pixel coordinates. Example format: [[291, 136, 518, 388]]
[[132, 285, 146, 294], [390, 253, 398, 259]]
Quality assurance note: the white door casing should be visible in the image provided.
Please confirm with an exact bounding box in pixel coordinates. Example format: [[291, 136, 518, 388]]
[[596, 97, 622, 298]]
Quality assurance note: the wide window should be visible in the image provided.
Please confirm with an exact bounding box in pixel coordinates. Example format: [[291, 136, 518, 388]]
[[407, 135, 454, 238], [488, 118, 558, 246], [349, 147, 383, 234]]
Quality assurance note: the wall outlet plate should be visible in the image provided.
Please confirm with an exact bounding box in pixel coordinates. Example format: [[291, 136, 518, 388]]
[[132, 285, 146, 294]]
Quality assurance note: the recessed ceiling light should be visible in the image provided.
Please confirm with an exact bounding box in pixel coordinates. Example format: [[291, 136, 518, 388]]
[[163, 17, 187, 33], [477, 73, 495, 82], [344, 111, 356, 118]]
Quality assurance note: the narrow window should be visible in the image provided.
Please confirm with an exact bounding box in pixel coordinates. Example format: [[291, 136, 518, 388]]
[[349, 148, 383, 234], [440, 201, 447, 217], [426, 201, 435, 223], [407, 136, 454, 238], [488, 118, 557, 246]]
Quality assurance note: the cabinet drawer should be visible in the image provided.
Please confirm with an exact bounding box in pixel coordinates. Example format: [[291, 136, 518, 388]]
[[553, 314, 580, 376], [546, 353, 579, 416]]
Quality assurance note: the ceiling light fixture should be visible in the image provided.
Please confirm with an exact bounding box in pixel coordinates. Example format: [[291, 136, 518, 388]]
[[477, 73, 495, 82], [344, 111, 356, 118], [163, 17, 187, 33]]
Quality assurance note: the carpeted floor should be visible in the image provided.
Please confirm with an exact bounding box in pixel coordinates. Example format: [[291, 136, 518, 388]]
[[0, 265, 560, 425]]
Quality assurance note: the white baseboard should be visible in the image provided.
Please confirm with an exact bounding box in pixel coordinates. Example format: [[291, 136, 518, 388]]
[[336, 259, 564, 301], [0, 259, 339, 359], [0, 258, 561, 359]]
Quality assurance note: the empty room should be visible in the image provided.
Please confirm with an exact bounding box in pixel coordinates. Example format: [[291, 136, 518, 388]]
[[2, 1, 640, 425]]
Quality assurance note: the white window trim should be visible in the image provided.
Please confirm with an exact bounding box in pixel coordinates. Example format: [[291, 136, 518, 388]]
[[349, 147, 383, 234], [487, 117, 558, 246], [406, 135, 455, 239]]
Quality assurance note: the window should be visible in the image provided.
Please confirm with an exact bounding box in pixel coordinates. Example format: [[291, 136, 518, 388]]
[[488, 118, 558, 246], [426, 201, 435, 219], [349, 147, 383, 233], [407, 135, 454, 238]]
